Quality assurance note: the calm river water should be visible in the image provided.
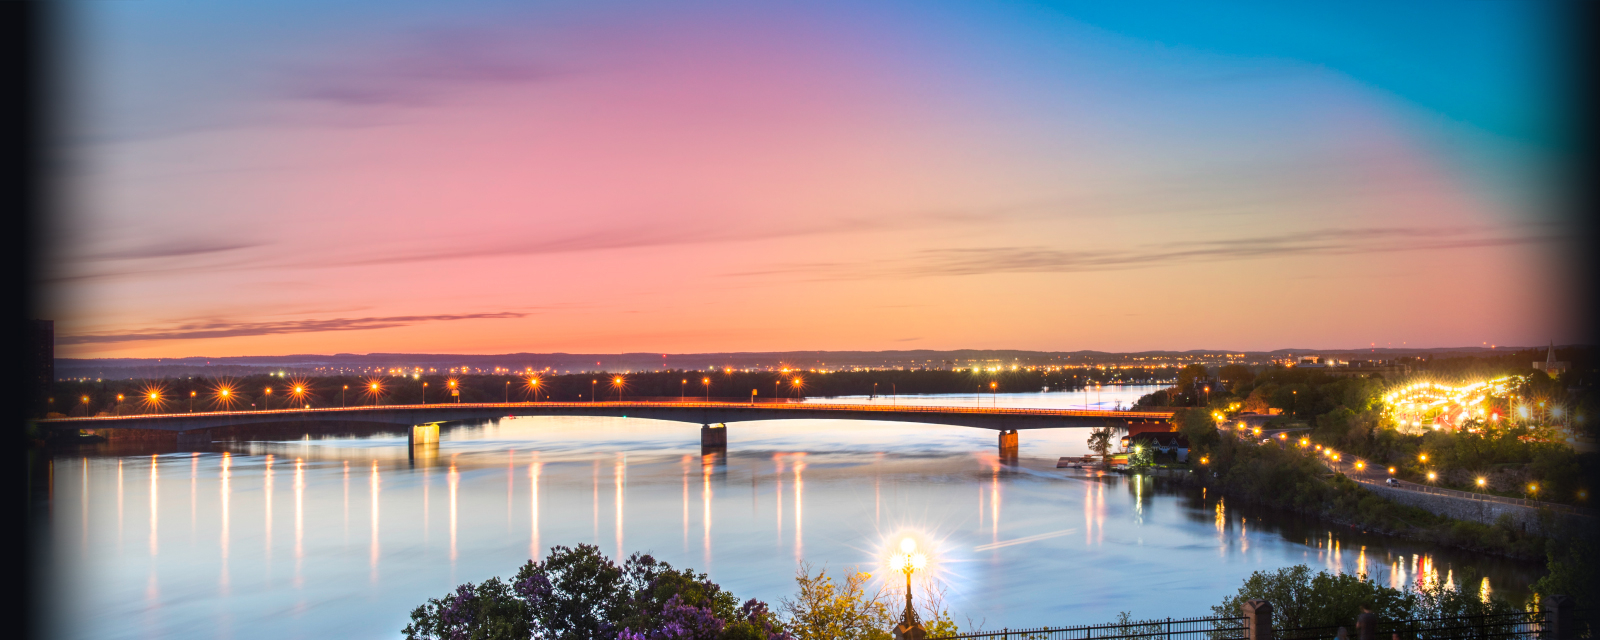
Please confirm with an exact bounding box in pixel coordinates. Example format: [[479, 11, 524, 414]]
[[44, 389, 1542, 640]]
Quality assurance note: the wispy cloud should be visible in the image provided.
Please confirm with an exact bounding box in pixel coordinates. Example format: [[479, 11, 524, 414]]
[[282, 27, 558, 108], [76, 239, 261, 262], [58, 312, 527, 345], [734, 225, 1559, 280]]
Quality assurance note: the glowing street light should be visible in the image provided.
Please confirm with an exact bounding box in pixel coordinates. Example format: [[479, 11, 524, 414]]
[[895, 538, 928, 633], [1427, 471, 1437, 482], [702, 377, 711, 401], [1476, 477, 1487, 488], [613, 376, 625, 401]]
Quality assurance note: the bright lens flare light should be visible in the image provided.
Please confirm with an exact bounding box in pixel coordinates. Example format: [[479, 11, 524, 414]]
[[880, 530, 942, 587]]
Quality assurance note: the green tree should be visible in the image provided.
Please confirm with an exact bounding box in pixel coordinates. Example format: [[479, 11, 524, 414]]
[[1219, 364, 1256, 394], [780, 565, 893, 640], [1087, 427, 1116, 466], [1211, 565, 1415, 630], [1531, 535, 1597, 610], [1127, 444, 1155, 472], [1172, 407, 1219, 450], [404, 578, 531, 640]]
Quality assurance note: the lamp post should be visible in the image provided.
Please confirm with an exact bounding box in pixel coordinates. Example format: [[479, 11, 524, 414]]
[[703, 377, 711, 402], [190, 390, 196, 413], [681, 379, 687, 401], [342, 385, 348, 407], [422, 382, 428, 404], [591, 380, 596, 402], [895, 538, 928, 638], [506, 380, 510, 403], [614, 376, 625, 402], [991, 381, 998, 407], [264, 387, 271, 411]]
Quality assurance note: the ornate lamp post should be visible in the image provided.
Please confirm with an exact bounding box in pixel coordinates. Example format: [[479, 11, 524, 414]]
[[893, 538, 928, 640]]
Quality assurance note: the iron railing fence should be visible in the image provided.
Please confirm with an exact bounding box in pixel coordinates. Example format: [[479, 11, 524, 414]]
[[1348, 473, 1593, 517], [930, 615, 1246, 640], [1268, 609, 1588, 640]]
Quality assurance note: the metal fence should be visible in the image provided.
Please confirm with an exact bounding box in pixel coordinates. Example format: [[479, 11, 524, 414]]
[[941, 608, 1590, 640], [930, 615, 1246, 640], [1276, 609, 1580, 639], [1359, 476, 1593, 517]]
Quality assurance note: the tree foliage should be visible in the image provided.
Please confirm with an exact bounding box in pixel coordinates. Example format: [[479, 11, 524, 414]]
[[405, 545, 789, 640], [1213, 565, 1516, 632], [780, 565, 894, 640]]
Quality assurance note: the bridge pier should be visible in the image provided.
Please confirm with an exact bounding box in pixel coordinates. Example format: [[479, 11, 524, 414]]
[[998, 429, 1018, 461], [701, 423, 727, 453], [410, 423, 440, 446]]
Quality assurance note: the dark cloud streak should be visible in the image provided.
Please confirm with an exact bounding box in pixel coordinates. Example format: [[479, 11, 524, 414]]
[[732, 226, 1558, 280], [59, 312, 528, 345]]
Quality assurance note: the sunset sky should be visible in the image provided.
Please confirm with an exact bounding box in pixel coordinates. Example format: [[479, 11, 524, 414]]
[[46, 0, 1582, 358]]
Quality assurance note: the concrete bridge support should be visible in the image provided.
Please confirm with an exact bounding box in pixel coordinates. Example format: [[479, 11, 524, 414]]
[[410, 423, 440, 445], [701, 423, 727, 453], [998, 429, 1018, 460]]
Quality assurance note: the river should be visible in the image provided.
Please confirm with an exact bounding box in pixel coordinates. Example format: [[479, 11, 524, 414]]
[[43, 389, 1542, 639]]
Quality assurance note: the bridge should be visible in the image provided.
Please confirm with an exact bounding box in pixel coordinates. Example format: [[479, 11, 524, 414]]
[[38, 401, 1176, 457]]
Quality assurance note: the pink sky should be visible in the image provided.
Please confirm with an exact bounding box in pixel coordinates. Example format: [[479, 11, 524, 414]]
[[47, 1, 1581, 357]]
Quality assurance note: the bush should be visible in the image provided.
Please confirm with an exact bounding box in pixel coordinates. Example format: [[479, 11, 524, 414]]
[[1214, 565, 1517, 632], [404, 544, 789, 640]]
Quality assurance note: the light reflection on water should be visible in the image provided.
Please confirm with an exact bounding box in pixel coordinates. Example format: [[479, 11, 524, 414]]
[[49, 406, 1540, 640]]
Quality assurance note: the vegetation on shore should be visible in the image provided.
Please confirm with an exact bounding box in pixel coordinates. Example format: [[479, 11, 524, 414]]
[[1185, 428, 1557, 560], [403, 544, 958, 640], [1214, 564, 1519, 629], [1135, 354, 1599, 609]]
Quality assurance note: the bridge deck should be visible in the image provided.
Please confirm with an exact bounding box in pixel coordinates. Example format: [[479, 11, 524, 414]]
[[39, 401, 1176, 433]]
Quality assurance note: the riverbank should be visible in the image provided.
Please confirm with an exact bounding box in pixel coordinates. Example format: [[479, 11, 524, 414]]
[[1170, 439, 1561, 562]]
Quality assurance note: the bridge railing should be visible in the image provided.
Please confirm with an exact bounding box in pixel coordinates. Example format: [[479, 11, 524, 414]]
[[39, 401, 1176, 423]]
